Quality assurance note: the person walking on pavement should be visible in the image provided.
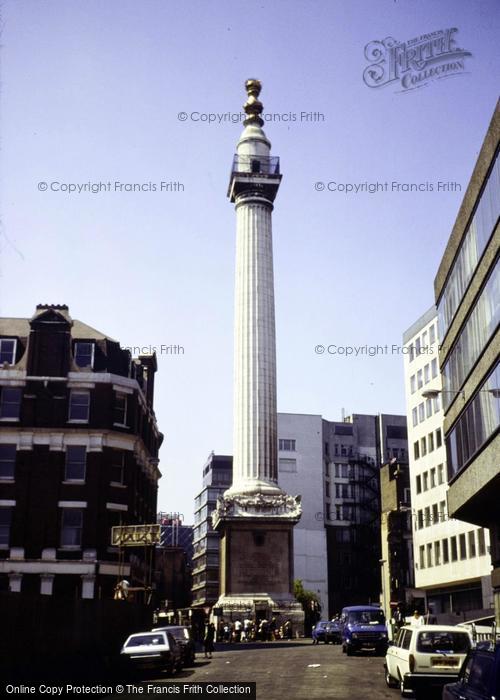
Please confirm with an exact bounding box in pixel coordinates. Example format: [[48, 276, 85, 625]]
[[204, 622, 215, 658]]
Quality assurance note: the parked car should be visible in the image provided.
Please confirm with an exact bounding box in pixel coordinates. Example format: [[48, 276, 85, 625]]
[[312, 620, 342, 644], [384, 624, 472, 698], [442, 642, 500, 700], [120, 630, 183, 676], [340, 605, 388, 656], [153, 625, 196, 666]]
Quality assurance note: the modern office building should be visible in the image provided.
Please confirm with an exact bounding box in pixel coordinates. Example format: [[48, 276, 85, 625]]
[[323, 414, 408, 616], [277, 413, 328, 614], [403, 307, 492, 621], [433, 102, 499, 623], [191, 453, 232, 608], [0, 304, 162, 599]]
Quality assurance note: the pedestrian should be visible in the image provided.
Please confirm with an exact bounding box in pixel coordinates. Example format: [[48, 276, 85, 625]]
[[234, 619, 242, 642], [284, 618, 293, 639], [269, 616, 277, 641], [203, 622, 215, 659], [410, 610, 424, 627]]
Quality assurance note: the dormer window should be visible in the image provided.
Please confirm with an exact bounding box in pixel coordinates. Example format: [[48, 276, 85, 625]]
[[74, 342, 94, 369], [0, 339, 17, 365]]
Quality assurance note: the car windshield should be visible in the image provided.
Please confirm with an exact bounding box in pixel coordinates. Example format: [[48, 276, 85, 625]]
[[126, 634, 165, 648], [348, 611, 385, 625], [416, 631, 471, 653]]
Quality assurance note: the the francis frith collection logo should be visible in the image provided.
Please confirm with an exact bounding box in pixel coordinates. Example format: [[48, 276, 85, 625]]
[[363, 28, 472, 93]]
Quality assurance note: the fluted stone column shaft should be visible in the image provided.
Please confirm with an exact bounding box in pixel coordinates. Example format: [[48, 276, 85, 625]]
[[230, 194, 280, 495]]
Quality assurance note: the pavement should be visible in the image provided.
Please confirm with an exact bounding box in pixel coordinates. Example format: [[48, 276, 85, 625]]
[[115, 640, 401, 699]]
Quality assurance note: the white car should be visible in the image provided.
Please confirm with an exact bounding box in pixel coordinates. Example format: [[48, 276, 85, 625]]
[[384, 624, 472, 698], [120, 630, 183, 676]]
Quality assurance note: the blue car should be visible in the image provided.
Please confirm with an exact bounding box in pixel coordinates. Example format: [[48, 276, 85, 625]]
[[442, 643, 500, 700], [340, 605, 388, 656], [312, 620, 342, 644]]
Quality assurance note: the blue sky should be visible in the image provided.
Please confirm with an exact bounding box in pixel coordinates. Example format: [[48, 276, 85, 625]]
[[2, 0, 499, 520]]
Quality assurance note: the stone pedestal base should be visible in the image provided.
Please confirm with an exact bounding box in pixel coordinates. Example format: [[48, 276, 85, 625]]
[[212, 492, 304, 635]]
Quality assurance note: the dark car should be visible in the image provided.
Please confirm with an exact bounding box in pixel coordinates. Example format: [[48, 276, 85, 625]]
[[442, 643, 500, 700], [120, 630, 183, 676], [312, 620, 342, 644], [153, 625, 196, 666]]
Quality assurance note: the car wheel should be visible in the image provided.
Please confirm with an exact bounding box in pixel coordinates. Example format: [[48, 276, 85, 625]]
[[346, 646, 353, 656], [385, 670, 398, 688]]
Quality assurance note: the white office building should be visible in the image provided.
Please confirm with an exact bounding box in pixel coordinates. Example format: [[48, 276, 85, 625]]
[[277, 413, 329, 615], [403, 307, 493, 620]]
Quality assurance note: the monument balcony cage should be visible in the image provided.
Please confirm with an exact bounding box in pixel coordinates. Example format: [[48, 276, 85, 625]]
[[231, 154, 280, 177]]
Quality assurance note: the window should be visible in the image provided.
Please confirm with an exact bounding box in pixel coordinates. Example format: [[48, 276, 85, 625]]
[[401, 629, 413, 650], [422, 331, 428, 349], [430, 467, 436, 487], [424, 364, 430, 384], [279, 439, 296, 452], [414, 441, 420, 460], [468, 531, 476, 558], [440, 501, 446, 521], [410, 375, 416, 394], [418, 402, 425, 422], [415, 337, 421, 356], [114, 393, 128, 426], [434, 541, 441, 566], [459, 533, 467, 559], [417, 370, 423, 389], [446, 362, 500, 478], [451, 536, 458, 561], [65, 446, 86, 481], [412, 408, 418, 427], [425, 398, 432, 418], [424, 506, 431, 527], [60, 509, 83, 547], [417, 510, 423, 529], [464, 653, 495, 694], [0, 445, 16, 479], [442, 539, 449, 563], [436, 428, 442, 448], [68, 391, 90, 421], [74, 342, 94, 369], [433, 394, 441, 412], [0, 339, 16, 365], [442, 258, 500, 408], [416, 475, 422, 494], [478, 529, 486, 556], [279, 458, 297, 473], [431, 358, 437, 378], [325, 481, 330, 498], [432, 503, 439, 524], [423, 472, 428, 491], [437, 151, 499, 338], [429, 325, 436, 345], [0, 508, 12, 546], [437, 464, 444, 484], [428, 433, 435, 452], [419, 545, 425, 569], [0, 388, 22, 419], [409, 345, 415, 362], [426, 543, 433, 567], [325, 503, 331, 521], [420, 437, 427, 456]]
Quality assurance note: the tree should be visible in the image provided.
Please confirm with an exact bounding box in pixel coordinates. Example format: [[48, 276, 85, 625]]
[[294, 580, 321, 635]]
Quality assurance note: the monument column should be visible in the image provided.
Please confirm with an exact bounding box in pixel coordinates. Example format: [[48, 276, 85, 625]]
[[213, 80, 303, 628]]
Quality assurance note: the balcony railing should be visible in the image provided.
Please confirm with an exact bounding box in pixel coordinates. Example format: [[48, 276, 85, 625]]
[[231, 154, 280, 177]]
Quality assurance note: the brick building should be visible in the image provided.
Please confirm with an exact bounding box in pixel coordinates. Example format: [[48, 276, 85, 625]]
[[0, 304, 163, 599]]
